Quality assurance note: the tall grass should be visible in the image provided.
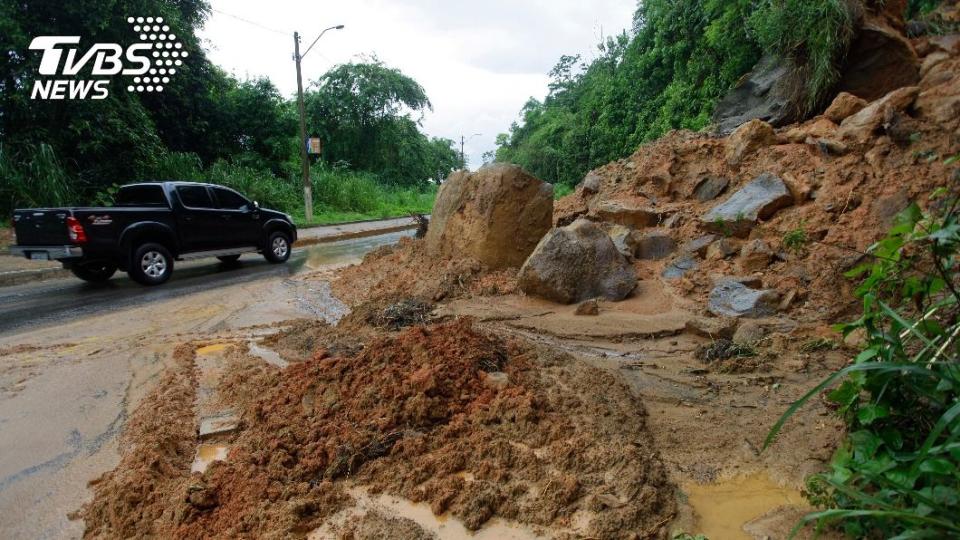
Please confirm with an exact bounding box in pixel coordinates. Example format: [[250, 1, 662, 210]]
[[0, 143, 77, 212]]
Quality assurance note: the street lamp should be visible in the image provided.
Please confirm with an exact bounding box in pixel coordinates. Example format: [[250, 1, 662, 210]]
[[293, 24, 344, 222]]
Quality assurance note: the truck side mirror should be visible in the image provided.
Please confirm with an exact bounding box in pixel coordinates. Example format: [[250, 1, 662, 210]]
[[252, 201, 260, 210]]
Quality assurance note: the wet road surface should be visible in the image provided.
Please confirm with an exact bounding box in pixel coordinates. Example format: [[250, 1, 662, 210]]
[[0, 230, 409, 539], [0, 230, 413, 335]]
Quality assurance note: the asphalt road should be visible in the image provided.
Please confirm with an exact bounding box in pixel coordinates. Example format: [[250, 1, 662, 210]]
[[0, 230, 413, 336]]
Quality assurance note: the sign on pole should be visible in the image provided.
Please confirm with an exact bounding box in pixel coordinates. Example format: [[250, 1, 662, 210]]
[[307, 137, 323, 155]]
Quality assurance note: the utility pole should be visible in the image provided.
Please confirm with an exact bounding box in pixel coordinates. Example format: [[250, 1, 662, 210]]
[[293, 24, 344, 223], [293, 32, 312, 222]]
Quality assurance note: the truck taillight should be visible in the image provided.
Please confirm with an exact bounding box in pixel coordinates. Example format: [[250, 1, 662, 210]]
[[66, 216, 88, 244]]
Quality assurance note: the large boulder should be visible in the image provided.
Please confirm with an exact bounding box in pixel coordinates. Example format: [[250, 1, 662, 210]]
[[839, 85, 920, 143], [701, 173, 793, 237], [426, 164, 553, 269], [518, 219, 637, 304], [712, 54, 801, 134], [835, 17, 920, 102]]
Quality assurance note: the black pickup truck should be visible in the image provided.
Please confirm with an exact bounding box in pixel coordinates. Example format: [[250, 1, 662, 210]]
[[10, 182, 297, 285]]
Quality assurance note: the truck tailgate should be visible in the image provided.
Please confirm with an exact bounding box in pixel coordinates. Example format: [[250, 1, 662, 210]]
[[12, 209, 71, 245]]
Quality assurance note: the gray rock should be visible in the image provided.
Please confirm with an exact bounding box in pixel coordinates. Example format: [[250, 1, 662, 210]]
[[712, 54, 801, 135], [662, 254, 698, 280], [702, 173, 793, 237], [693, 176, 730, 202], [636, 231, 676, 260], [581, 172, 601, 194], [606, 224, 641, 259], [682, 235, 718, 258], [519, 219, 637, 304], [708, 281, 780, 318]]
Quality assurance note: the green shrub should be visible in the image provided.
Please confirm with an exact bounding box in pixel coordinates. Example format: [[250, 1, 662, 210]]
[[767, 187, 960, 538]]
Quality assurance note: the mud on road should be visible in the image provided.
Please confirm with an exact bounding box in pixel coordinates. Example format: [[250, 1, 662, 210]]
[[0, 233, 407, 539]]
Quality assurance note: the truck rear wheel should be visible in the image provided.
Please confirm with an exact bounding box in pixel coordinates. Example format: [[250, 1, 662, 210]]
[[129, 243, 174, 286], [70, 260, 118, 283], [263, 231, 291, 263]]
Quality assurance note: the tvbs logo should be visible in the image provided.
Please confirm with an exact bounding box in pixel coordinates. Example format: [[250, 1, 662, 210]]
[[30, 16, 188, 100]]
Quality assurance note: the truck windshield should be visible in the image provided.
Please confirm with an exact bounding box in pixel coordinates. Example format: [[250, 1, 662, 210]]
[[115, 185, 168, 207]]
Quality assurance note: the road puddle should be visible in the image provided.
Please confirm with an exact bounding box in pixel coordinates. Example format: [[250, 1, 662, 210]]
[[300, 230, 414, 271], [190, 444, 228, 474], [309, 486, 546, 539], [195, 343, 231, 355], [683, 472, 806, 539]]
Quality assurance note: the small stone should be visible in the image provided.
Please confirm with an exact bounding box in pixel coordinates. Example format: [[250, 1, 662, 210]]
[[662, 254, 698, 279], [682, 235, 717, 258], [581, 172, 601, 194], [636, 231, 676, 260], [591, 200, 665, 228], [732, 320, 767, 344], [199, 412, 240, 439], [692, 176, 730, 202], [823, 92, 868, 123], [685, 317, 738, 339], [606, 225, 641, 259], [778, 289, 798, 311], [708, 281, 780, 318], [817, 138, 848, 156], [706, 238, 740, 261], [726, 119, 776, 166], [575, 299, 600, 316], [739, 239, 773, 272]]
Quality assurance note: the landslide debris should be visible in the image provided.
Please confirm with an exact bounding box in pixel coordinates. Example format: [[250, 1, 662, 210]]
[[80, 320, 675, 539]]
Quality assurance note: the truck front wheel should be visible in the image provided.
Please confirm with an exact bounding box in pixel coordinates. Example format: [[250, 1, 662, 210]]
[[70, 259, 118, 283], [129, 243, 174, 286], [263, 231, 291, 263]]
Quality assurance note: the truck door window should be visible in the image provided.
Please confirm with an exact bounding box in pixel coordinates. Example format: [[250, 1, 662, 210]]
[[177, 186, 215, 209], [115, 185, 167, 207], [212, 187, 250, 211]]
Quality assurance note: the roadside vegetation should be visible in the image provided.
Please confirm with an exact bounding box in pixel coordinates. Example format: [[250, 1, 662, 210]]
[[767, 174, 960, 537], [1, 2, 454, 223], [494, 0, 944, 188]]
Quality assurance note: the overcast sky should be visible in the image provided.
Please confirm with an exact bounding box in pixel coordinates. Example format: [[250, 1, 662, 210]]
[[197, 0, 636, 169]]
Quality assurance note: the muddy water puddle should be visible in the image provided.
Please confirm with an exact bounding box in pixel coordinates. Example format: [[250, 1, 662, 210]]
[[299, 230, 414, 271], [309, 486, 548, 540], [684, 473, 807, 539], [191, 444, 228, 474]]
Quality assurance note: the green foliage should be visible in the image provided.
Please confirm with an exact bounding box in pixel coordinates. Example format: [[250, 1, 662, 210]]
[[783, 226, 810, 254], [1, 7, 455, 218], [766, 185, 960, 538], [495, 0, 863, 189], [304, 58, 462, 186]]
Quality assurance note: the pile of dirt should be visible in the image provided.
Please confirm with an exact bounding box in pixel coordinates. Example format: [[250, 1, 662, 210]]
[[331, 237, 517, 308], [81, 319, 676, 539]]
